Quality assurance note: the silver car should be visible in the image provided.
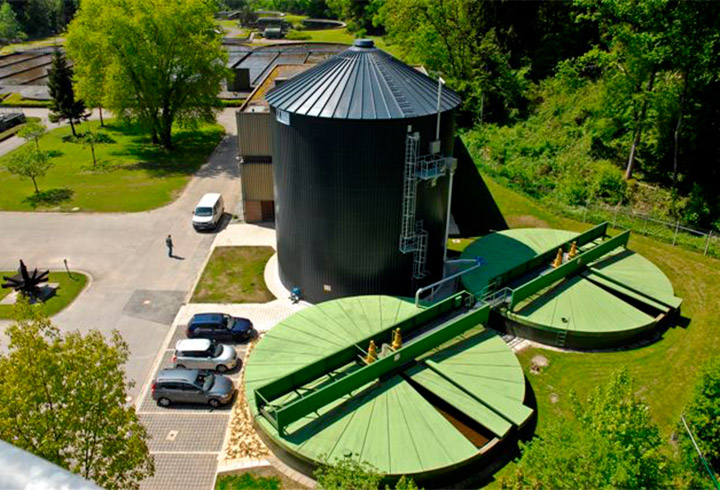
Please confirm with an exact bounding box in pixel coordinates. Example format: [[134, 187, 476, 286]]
[[152, 368, 235, 407], [172, 338, 238, 372]]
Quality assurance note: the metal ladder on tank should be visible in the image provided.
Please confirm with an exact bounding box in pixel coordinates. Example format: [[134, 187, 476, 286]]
[[399, 132, 429, 280], [400, 132, 419, 255]]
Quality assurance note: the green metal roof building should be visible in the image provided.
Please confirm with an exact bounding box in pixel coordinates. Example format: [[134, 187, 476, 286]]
[[245, 294, 533, 482], [460, 225, 682, 349]]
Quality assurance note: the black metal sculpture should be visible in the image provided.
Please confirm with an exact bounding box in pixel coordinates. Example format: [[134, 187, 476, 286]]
[[2, 260, 50, 299]]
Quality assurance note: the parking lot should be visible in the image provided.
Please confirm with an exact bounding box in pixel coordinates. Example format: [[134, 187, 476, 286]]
[[135, 311, 250, 490]]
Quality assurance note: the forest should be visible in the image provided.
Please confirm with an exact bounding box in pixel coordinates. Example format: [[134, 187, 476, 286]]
[[0, 0, 77, 40], [250, 0, 720, 232], [4, 0, 718, 231]]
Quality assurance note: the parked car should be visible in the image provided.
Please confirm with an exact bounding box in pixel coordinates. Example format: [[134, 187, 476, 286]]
[[186, 313, 255, 342], [172, 338, 238, 372], [152, 368, 235, 408], [192, 192, 224, 231]]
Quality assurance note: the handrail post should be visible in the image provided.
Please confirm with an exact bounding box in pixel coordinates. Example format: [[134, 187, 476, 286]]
[[705, 230, 712, 256]]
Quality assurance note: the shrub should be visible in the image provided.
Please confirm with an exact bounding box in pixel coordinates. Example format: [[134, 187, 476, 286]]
[[285, 30, 310, 40]]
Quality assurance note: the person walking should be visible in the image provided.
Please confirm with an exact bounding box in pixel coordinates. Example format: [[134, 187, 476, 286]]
[[166, 234, 174, 258]]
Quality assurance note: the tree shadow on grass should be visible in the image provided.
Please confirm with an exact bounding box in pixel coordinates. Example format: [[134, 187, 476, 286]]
[[111, 127, 224, 178], [47, 150, 63, 158], [79, 160, 120, 173], [23, 188, 74, 208]]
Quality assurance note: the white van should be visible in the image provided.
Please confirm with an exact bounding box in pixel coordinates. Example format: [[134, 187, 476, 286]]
[[192, 193, 224, 231]]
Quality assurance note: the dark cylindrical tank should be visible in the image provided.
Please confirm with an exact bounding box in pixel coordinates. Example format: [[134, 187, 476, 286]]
[[267, 39, 462, 302]]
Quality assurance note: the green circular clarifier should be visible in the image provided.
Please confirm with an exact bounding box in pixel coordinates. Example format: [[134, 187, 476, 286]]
[[245, 295, 532, 480], [461, 228, 681, 348]]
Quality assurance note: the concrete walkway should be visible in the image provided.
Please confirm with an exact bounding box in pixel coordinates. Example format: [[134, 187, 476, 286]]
[[0, 109, 241, 399], [135, 222, 308, 490]]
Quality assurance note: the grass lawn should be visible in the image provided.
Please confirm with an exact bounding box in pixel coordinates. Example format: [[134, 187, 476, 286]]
[[191, 246, 275, 304], [475, 173, 720, 485], [0, 271, 88, 319], [0, 93, 51, 107], [284, 13, 307, 26], [298, 29, 403, 58], [216, 19, 238, 29], [216, 467, 306, 490], [0, 36, 64, 55], [0, 119, 224, 212]]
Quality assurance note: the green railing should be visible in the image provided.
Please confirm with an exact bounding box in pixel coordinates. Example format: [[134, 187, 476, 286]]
[[488, 222, 608, 290], [255, 291, 472, 426], [268, 304, 490, 433], [510, 230, 630, 308]]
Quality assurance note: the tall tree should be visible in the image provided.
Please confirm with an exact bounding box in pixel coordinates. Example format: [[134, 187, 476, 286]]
[[66, 0, 229, 149], [501, 370, 672, 489], [0, 0, 26, 43], [0, 299, 154, 489], [4, 146, 53, 193], [575, 0, 670, 180], [47, 49, 87, 137]]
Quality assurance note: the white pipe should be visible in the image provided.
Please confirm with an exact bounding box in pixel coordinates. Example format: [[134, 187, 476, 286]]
[[415, 261, 482, 307], [435, 76, 444, 142]]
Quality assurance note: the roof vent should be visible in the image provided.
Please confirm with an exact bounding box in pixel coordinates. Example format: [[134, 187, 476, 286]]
[[353, 39, 375, 48]]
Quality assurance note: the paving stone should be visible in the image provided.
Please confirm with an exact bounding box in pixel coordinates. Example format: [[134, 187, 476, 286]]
[[144, 413, 229, 453], [139, 453, 218, 490]]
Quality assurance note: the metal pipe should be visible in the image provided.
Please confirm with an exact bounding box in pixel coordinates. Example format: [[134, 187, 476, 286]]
[[435, 76, 444, 141], [681, 414, 720, 489], [415, 261, 482, 307], [442, 167, 455, 274]]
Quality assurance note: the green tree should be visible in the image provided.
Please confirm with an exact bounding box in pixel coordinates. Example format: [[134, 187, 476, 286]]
[[314, 454, 420, 490], [0, 0, 26, 43], [66, 0, 229, 149], [17, 120, 47, 149], [679, 356, 720, 484], [501, 370, 672, 489], [0, 299, 154, 489], [82, 129, 113, 168], [315, 455, 382, 490], [326, 0, 383, 34], [5, 146, 53, 193], [380, 0, 530, 124], [47, 49, 88, 137], [574, 0, 670, 180]]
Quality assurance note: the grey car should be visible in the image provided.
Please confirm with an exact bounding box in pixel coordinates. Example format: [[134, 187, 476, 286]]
[[172, 338, 238, 372], [151, 368, 235, 408]]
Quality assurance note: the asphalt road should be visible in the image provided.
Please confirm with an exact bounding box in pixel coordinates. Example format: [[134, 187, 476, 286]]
[[0, 109, 241, 399]]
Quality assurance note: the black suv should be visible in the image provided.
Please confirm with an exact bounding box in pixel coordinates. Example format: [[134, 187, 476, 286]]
[[186, 313, 255, 342]]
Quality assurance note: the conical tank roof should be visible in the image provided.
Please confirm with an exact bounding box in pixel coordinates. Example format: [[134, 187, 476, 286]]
[[266, 39, 462, 120]]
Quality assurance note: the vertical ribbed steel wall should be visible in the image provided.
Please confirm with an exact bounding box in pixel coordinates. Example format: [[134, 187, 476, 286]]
[[267, 40, 462, 303], [272, 111, 456, 302]]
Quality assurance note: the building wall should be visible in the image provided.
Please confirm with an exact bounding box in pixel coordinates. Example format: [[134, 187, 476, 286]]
[[237, 111, 273, 158], [241, 161, 275, 223], [242, 162, 274, 200]]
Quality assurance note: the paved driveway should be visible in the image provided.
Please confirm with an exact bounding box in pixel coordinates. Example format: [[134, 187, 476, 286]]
[[0, 109, 241, 400]]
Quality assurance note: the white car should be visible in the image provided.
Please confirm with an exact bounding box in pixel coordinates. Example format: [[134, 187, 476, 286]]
[[172, 338, 238, 372], [192, 193, 224, 231]]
